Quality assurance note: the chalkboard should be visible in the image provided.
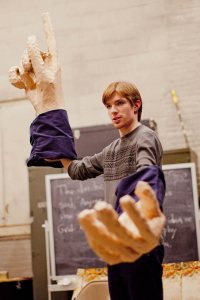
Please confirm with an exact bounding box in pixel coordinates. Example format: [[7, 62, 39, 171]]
[[162, 163, 200, 263], [46, 174, 106, 279]]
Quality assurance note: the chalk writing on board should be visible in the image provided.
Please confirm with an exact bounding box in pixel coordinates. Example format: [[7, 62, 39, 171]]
[[168, 213, 192, 225], [57, 223, 75, 234], [58, 199, 75, 209], [56, 180, 103, 196], [162, 225, 177, 241], [60, 214, 73, 220]]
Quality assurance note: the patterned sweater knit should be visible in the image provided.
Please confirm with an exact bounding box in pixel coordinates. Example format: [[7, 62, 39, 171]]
[[68, 124, 163, 207]]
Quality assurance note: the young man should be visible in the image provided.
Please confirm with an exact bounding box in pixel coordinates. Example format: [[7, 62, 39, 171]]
[[9, 14, 166, 300], [65, 81, 165, 300], [63, 81, 165, 300]]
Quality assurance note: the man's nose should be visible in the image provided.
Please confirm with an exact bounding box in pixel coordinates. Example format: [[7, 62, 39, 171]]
[[110, 105, 117, 114]]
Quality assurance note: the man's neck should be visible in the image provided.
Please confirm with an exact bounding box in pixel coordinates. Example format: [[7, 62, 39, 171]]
[[119, 121, 141, 137]]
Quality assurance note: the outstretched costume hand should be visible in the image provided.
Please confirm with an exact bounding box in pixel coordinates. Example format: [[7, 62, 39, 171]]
[[78, 181, 166, 265], [9, 12, 64, 115]]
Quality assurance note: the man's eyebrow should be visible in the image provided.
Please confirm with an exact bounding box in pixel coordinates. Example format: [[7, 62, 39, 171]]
[[105, 97, 126, 105], [115, 98, 126, 102]]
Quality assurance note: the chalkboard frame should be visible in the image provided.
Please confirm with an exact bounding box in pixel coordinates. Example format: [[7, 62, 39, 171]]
[[162, 162, 200, 261]]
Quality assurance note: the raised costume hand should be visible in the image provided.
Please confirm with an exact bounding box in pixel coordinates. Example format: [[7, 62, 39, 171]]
[[78, 181, 166, 265], [9, 13, 64, 114]]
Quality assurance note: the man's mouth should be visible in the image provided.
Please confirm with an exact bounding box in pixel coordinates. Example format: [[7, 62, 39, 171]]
[[113, 116, 121, 121]]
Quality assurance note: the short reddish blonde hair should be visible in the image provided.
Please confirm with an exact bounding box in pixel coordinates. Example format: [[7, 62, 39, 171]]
[[102, 81, 142, 121]]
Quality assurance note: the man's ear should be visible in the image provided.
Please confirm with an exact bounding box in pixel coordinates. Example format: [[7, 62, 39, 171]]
[[134, 99, 142, 113]]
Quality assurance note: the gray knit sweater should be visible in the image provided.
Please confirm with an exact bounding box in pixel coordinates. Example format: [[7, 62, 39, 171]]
[[68, 124, 163, 207]]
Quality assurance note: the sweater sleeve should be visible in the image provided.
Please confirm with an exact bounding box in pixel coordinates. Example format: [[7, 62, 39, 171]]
[[68, 151, 104, 180], [136, 130, 163, 171]]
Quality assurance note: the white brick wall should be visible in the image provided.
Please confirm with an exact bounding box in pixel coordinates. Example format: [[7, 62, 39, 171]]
[[0, 0, 200, 276]]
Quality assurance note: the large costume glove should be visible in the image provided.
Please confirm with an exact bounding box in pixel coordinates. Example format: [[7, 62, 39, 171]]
[[8, 13, 77, 166], [9, 12, 64, 115], [78, 180, 166, 265]]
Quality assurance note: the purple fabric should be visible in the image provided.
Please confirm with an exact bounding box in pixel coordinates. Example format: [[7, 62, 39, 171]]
[[115, 165, 165, 214], [27, 109, 77, 168]]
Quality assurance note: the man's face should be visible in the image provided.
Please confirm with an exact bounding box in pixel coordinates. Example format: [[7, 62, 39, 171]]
[[105, 92, 138, 136]]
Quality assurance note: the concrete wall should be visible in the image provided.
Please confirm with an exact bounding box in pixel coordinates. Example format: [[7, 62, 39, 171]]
[[0, 0, 200, 277]]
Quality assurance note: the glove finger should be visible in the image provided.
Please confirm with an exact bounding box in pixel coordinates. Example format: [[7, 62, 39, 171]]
[[42, 12, 58, 69], [21, 48, 32, 72], [21, 72, 36, 90], [78, 209, 136, 261], [95, 201, 145, 253], [8, 66, 26, 89], [120, 195, 157, 243], [91, 239, 140, 265], [88, 239, 123, 265], [147, 214, 166, 238], [27, 35, 44, 82], [135, 181, 161, 219]]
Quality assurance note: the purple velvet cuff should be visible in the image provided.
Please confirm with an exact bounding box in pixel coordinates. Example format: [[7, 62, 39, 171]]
[[115, 165, 166, 214], [27, 109, 77, 168]]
